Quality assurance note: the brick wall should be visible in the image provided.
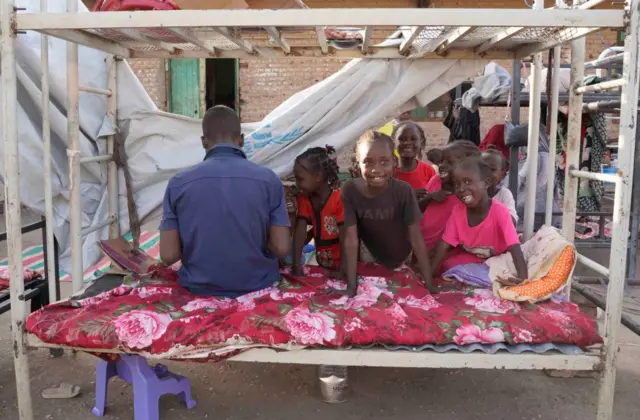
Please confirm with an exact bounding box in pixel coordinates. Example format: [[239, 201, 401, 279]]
[[238, 58, 350, 122], [238, 0, 414, 122], [128, 59, 167, 110]]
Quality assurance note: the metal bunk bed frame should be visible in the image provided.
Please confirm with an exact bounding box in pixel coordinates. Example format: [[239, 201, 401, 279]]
[[1, 1, 637, 419]]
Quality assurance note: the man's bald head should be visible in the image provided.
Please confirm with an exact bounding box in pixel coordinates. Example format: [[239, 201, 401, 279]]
[[201, 105, 243, 150]]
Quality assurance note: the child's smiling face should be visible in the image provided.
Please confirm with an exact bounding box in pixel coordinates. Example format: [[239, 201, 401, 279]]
[[357, 140, 395, 188], [453, 164, 489, 209], [440, 147, 468, 186], [293, 159, 322, 194], [395, 125, 422, 160], [482, 152, 507, 189]]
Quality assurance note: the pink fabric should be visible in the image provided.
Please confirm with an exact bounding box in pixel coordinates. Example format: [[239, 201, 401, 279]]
[[420, 175, 459, 250], [441, 200, 520, 271]]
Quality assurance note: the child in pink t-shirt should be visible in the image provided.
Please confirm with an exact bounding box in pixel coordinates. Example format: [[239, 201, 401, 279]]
[[430, 156, 528, 280], [421, 140, 481, 250]]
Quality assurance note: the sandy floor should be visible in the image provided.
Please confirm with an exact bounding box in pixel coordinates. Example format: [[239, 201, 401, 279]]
[[1, 209, 640, 419]]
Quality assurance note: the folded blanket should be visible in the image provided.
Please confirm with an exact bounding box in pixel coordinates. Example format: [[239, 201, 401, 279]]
[[486, 226, 575, 303], [442, 263, 491, 288]]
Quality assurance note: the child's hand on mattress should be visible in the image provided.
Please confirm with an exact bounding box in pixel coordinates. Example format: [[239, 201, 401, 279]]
[[291, 264, 305, 277], [327, 285, 357, 298], [496, 276, 524, 287]]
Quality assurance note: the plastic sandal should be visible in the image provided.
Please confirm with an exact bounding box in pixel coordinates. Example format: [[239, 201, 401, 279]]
[[41, 383, 81, 399]]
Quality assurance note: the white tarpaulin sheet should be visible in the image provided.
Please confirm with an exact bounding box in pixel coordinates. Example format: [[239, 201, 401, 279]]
[[3, 0, 486, 274]]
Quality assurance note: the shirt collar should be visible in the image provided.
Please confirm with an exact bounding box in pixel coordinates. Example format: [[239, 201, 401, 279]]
[[204, 143, 247, 161]]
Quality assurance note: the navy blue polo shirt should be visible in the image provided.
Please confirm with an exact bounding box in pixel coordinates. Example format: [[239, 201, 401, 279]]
[[159, 144, 290, 297]]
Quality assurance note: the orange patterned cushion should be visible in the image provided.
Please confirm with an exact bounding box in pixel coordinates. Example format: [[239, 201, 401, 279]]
[[498, 246, 574, 303]]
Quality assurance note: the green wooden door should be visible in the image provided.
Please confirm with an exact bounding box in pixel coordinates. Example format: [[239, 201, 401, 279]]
[[169, 58, 201, 118]]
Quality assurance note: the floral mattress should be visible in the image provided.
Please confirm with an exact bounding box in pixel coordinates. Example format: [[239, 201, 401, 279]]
[[26, 264, 602, 361]]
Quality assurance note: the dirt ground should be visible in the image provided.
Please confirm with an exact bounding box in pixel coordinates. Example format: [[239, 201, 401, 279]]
[[2, 209, 640, 419]]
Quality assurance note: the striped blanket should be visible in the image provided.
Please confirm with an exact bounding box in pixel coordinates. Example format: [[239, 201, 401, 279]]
[[2, 231, 317, 283], [0, 231, 161, 283]]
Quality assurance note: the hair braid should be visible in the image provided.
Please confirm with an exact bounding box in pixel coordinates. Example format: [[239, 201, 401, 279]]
[[295, 145, 340, 189]]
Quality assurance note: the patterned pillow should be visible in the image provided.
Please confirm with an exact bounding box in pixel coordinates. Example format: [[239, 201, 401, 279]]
[[497, 246, 574, 303]]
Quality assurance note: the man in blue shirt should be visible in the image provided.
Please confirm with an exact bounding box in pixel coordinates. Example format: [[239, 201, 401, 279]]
[[159, 106, 291, 297]]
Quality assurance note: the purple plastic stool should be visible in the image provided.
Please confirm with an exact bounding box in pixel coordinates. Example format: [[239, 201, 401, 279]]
[[92, 354, 196, 420]]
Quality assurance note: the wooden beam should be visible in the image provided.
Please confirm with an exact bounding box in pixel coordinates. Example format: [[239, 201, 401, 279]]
[[315, 26, 328, 54], [264, 26, 291, 54], [129, 45, 516, 60], [16, 9, 624, 31], [115, 28, 175, 53], [475, 27, 525, 54], [515, 27, 601, 58], [399, 25, 424, 55], [362, 26, 373, 54], [40, 29, 131, 57], [416, 26, 473, 57], [213, 27, 255, 54], [166, 28, 216, 55]]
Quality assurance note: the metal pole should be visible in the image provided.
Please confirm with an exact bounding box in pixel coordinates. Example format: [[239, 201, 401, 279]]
[[106, 55, 119, 239], [627, 120, 640, 281], [41, 0, 56, 303], [562, 37, 586, 242], [509, 60, 521, 202], [524, 54, 543, 240], [597, 0, 640, 417], [67, 0, 83, 292], [545, 45, 561, 226], [1, 1, 34, 419]]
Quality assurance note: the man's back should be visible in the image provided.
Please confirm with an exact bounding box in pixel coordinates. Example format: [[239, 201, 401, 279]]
[[160, 144, 289, 297]]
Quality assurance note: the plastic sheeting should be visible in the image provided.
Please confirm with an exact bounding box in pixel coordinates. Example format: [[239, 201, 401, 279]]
[[3, 0, 486, 274]]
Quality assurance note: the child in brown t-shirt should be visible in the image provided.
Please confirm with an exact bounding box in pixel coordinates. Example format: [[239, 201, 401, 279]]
[[340, 131, 435, 296]]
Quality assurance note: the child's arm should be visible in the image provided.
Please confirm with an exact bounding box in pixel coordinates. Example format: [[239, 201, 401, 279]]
[[497, 202, 528, 283], [430, 240, 451, 277], [408, 223, 435, 291], [338, 224, 347, 277], [338, 182, 358, 297], [291, 218, 308, 276], [342, 225, 359, 296], [508, 244, 528, 281]]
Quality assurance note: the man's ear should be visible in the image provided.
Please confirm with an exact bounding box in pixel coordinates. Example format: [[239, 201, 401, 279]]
[[239, 133, 245, 148], [201, 136, 208, 150]]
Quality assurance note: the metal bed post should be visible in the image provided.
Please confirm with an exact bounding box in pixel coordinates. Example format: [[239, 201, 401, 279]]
[[106, 54, 119, 239], [523, 0, 544, 241], [561, 38, 585, 242], [1, 0, 34, 419], [596, 0, 640, 417], [508, 60, 521, 202], [41, 0, 56, 303], [67, 0, 82, 292], [545, 7, 562, 226]]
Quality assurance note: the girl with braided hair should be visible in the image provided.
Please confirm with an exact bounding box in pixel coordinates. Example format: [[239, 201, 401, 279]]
[[292, 145, 344, 275]]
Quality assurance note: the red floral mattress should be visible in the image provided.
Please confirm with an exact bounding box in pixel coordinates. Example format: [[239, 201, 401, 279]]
[[26, 264, 601, 360]]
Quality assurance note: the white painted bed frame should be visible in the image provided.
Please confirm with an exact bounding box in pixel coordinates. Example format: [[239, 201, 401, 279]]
[[2, 0, 638, 419]]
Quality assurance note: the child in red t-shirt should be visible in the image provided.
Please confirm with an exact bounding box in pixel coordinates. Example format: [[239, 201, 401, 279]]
[[292, 146, 344, 275], [430, 156, 528, 281], [393, 122, 436, 210]]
